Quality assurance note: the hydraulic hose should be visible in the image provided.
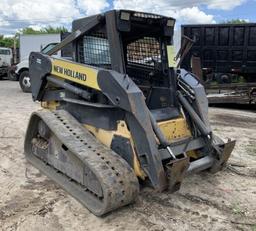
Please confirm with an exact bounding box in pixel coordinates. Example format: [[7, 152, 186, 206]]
[[177, 91, 211, 136], [149, 111, 170, 147]]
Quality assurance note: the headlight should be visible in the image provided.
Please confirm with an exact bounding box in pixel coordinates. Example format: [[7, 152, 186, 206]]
[[120, 11, 130, 21], [167, 19, 175, 27]]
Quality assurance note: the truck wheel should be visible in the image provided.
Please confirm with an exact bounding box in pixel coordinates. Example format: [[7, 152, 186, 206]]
[[219, 74, 231, 84], [19, 70, 31, 93]]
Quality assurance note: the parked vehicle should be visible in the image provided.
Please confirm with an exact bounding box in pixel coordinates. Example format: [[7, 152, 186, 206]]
[[181, 23, 256, 104], [19, 34, 63, 61], [10, 33, 72, 92], [18, 43, 60, 92], [0, 47, 12, 79]]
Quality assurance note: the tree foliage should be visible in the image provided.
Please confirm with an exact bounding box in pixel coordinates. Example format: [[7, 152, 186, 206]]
[[0, 26, 68, 48], [20, 26, 68, 35], [0, 35, 16, 48], [223, 19, 249, 24]]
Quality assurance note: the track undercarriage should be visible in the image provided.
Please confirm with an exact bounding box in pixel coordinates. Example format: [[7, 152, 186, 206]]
[[24, 110, 139, 216]]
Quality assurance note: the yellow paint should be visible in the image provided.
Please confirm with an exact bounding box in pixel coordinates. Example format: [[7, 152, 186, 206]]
[[158, 117, 200, 158], [41, 101, 59, 110], [167, 45, 177, 67], [158, 117, 191, 142], [133, 153, 144, 179], [51, 58, 100, 90], [84, 121, 146, 179], [186, 150, 198, 159], [84, 116, 199, 178]]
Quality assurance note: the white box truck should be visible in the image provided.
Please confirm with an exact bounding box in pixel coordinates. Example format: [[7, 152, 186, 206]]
[[10, 33, 72, 92], [19, 34, 61, 61]]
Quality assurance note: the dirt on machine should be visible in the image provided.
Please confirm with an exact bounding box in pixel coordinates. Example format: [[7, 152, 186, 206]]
[[24, 10, 236, 216]]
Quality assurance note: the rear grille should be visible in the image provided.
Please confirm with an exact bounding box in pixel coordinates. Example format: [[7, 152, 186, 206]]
[[78, 32, 111, 66], [127, 37, 161, 67]]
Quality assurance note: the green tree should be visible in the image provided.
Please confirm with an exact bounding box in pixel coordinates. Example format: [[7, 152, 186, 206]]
[[20, 26, 68, 35], [0, 26, 68, 48], [0, 35, 17, 48], [223, 19, 249, 24]]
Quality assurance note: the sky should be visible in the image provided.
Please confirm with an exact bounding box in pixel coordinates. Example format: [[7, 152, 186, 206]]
[[0, 0, 256, 36]]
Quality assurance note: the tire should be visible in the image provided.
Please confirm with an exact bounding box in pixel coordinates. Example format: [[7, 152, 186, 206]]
[[218, 74, 231, 84], [0, 70, 6, 80], [8, 70, 18, 81], [19, 70, 31, 93]]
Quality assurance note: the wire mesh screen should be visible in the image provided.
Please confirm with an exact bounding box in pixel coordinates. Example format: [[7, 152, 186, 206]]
[[126, 37, 161, 67], [78, 32, 111, 66]]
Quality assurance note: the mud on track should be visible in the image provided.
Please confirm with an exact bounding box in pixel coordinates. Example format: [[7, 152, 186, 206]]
[[0, 81, 255, 231]]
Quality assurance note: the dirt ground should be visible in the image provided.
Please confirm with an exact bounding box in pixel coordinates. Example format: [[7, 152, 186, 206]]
[[0, 80, 255, 231]]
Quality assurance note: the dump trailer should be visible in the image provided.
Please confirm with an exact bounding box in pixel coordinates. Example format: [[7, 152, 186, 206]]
[[181, 23, 256, 104], [24, 10, 235, 216]]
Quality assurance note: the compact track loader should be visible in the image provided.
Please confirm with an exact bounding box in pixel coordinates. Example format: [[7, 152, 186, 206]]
[[24, 10, 235, 216]]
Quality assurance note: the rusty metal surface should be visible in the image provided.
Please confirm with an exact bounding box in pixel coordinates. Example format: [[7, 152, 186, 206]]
[[210, 140, 236, 173], [166, 156, 190, 192], [191, 56, 203, 80]]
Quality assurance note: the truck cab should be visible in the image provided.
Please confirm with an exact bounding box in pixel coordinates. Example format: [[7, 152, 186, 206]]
[[0, 47, 12, 79]]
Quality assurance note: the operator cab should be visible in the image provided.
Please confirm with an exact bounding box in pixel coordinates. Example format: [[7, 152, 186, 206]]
[[73, 10, 178, 119]]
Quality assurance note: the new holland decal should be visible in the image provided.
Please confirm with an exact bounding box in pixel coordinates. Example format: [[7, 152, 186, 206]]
[[53, 65, 87, 81], [51, 59, 100, 90]]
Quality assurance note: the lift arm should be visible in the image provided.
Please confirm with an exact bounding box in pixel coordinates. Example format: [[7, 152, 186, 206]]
[[29, 53, 168, 191]]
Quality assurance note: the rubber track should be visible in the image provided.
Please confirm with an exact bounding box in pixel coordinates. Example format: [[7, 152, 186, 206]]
[[24, 109, 139, 216]]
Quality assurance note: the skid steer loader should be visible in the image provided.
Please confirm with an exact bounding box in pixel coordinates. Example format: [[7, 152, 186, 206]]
[[24, 10, 235, 216]]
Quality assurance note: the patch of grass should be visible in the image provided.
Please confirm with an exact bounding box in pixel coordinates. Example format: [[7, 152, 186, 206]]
[[231, 203, 247, 216], [251, 225, 256, 231], [209, 81, 218, 86], [246, 143, 256, 156]]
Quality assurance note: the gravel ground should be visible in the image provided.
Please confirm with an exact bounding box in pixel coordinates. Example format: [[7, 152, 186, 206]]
[[0, 80, 255, 231]]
